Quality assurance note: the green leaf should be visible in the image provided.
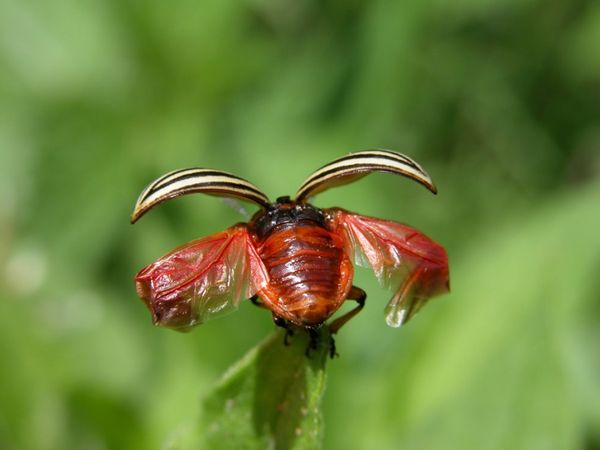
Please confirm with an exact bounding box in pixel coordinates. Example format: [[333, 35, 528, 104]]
[[201, 329, 329, 450]]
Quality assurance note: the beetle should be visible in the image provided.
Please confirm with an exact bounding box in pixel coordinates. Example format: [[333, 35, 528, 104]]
[[131, 150, 449, 356]]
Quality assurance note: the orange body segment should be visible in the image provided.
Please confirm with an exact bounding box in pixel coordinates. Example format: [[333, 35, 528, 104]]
[[254, 221, 353, 326]]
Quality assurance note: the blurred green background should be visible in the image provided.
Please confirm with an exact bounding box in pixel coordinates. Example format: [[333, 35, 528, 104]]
[[1, 0, 599, 449]]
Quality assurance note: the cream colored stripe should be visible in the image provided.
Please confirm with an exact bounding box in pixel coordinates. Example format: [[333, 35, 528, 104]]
[[355, 150, 425, 172], [299, 151, 428, 190], [140, 174, 267, 207], [299, 157, 430, 191], [132, 170, 269, 223]]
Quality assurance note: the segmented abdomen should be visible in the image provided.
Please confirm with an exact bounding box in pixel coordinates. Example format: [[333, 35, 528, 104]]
[[256, 222, 352, 326]]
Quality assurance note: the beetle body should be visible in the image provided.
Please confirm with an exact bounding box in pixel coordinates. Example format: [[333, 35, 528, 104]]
[[132, 150, 449, 346], [250, 199, 353, 326]]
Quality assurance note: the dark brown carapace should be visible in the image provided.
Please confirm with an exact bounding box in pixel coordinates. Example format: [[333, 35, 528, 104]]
[[132, 150, 449, 354]]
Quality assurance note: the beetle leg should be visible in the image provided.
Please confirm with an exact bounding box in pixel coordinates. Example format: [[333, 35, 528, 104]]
[[303, 326, 338, 359], [305, 327, 321, 357], [329, 335, 338, 359], [273, 315, 286, 327], [251, 297, 295, 346], [250, 295, 269, 309], [284, 330, 293, 346], [328, 286, 367, 334], [273, 315, 294, 346]]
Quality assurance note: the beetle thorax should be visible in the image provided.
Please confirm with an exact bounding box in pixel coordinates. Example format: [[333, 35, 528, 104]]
[[249, 198, 326, 239]]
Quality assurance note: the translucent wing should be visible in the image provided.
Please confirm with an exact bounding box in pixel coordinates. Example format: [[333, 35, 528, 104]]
[[329, 209, 449, 327], [135, 225, 269, 331]]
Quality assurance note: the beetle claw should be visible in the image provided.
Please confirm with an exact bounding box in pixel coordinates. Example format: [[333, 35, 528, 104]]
[[304, 328, 320, 358], [304, 345, 312, 358], [273, 316, 296, 346], [328, 335, 339, 359], [283, 329, 294, 346]]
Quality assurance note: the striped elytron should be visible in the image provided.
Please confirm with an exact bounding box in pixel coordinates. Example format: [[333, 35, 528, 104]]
[[132, 150, 449, 354]]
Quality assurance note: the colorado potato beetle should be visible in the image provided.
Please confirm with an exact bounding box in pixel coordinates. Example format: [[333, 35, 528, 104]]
[[132, 150, 449, 355]]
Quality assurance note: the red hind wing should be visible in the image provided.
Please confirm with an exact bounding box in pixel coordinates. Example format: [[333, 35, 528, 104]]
[[329, 209, 449, 327], [135, 225, 269, 330]]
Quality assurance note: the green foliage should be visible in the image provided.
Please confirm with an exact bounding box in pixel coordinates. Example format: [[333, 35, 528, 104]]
[[202, 330, 328, 450], [0, 0, 599, 449], [326, 181, 600, 450]]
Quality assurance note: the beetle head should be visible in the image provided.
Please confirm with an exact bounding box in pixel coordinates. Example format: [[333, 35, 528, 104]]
[[275, 195, 292, 204], [249, 199, 326, 239]]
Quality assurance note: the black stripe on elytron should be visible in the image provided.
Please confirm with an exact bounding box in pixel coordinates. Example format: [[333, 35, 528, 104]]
[[298, 152, 424, 190], [150, 181, 270, 204], [353, 150, 420, 169], [146, 168, 203, 193], [316, 151, 421, 176], [298, 155, 427, 191], [146, 170, 261, 197], [147, 172, 267, 199], [298, 163, 425, 192]]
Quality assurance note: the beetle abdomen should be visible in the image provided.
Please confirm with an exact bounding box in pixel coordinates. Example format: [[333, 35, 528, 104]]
[[257, 222, 353, 326]]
